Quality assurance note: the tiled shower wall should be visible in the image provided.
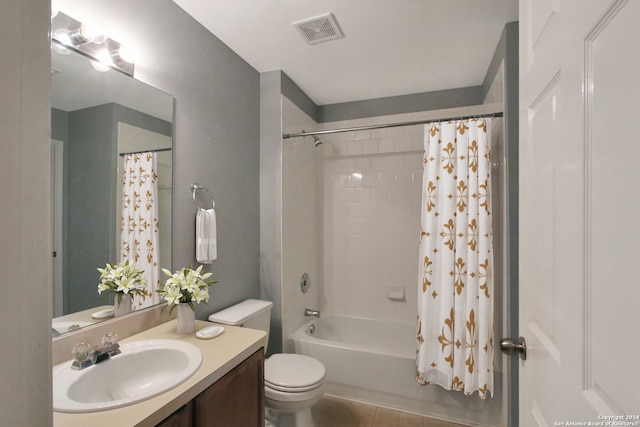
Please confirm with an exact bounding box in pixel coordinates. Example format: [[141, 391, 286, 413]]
[[320, 118, 424, 324], [282, 98, 505, 330]]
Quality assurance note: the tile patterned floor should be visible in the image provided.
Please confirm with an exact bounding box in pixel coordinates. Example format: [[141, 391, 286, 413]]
[[311, 395, 472, 427]]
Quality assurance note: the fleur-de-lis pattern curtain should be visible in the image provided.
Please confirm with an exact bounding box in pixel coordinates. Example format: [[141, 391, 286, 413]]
[[121, 152, 160, 310], [416, 119, 494, 398]]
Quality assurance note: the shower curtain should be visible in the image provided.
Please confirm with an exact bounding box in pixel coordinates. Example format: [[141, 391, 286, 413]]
[[120, 152, 161, 310], [416, 119, 494, 398]]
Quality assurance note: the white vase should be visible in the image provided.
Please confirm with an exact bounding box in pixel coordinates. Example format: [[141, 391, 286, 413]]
[[176, 303, 195, 334], [114, 293, 132, 317]]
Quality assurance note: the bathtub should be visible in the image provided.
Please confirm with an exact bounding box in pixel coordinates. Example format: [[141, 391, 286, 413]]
[[290, 314, 504, 427]]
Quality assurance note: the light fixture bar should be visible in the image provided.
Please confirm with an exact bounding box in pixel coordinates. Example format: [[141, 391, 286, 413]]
[[51, 12, 135, 77]]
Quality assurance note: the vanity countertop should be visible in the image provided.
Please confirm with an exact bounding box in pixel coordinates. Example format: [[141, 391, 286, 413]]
[[53, 319, 266, 427]]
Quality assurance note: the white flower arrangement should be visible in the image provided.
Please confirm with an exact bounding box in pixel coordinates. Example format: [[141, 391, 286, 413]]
[[97, 260, 147, 304], [158, 265, 217, 313]]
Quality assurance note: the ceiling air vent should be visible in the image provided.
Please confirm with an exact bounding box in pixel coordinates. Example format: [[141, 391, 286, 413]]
[[293, 13, 344, 45]]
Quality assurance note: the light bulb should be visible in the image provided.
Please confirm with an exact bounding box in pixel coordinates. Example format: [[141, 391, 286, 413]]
[[117, 45, 139, 64], [91, 60, 110, 72], [90, 48, 112, 72], [52, 28, 72, 55], [71, 20, 107, 45], [80, 20, 107, 44]]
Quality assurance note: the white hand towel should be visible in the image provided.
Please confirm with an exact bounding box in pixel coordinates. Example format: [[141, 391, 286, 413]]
[[196, 208, 217, 264]]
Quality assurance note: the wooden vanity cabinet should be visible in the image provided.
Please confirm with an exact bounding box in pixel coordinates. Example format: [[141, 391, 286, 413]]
[[156, 349, 264, 427], [194, 348, 264, 426], [156, 403, 193, 427]]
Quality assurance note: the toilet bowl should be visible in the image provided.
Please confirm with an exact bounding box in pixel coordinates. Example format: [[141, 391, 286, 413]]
[[264, 353, 325, 426], [209, 299, 325, 427]]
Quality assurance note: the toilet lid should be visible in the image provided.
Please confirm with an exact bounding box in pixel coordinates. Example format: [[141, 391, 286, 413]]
[[265, 354, 325, 391]]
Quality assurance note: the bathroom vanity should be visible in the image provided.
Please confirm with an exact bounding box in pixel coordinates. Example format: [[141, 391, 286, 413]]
[[53, 320, 266, 427]]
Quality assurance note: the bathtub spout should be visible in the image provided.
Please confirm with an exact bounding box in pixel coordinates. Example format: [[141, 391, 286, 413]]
[[304, 308, 321, 318]]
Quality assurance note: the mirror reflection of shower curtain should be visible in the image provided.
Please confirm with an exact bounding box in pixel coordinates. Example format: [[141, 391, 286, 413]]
[[120, 152, 161, 310], [416, 119, 494, 398]]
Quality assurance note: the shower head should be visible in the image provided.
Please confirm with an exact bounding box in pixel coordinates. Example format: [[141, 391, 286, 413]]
[[312, 135, 323, 147]]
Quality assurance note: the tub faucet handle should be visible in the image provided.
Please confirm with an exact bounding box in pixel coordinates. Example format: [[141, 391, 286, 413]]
[[304, 308, 320, 318]]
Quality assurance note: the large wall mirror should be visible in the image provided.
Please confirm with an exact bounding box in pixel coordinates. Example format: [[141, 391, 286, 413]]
[[51, 45, 174, 336]]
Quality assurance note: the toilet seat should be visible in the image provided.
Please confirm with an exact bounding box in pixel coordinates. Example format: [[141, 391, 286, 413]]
[[265, 382, 324, 403], [265, 354, 326, 393]]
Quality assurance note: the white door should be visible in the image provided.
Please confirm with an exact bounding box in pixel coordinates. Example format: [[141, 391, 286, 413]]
[[519, 0, 640, 425]]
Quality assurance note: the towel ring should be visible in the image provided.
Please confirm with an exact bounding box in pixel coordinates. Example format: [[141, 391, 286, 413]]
[[191, 183, 215, 209]]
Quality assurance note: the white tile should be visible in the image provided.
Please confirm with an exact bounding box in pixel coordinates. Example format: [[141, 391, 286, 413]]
[[378, 137, 395, 153], [355, 157, 371, 171], [403, 124, 423, 135], [332, 173, 348, 188], [379, 170, 396, 186], [371, 156, 388, 170], [387, 155, 404, 169], [361, 138, 379, 155], [322, 142, 337, 157], [393, 135, 413, 152], [330, 131, 355, 142], [395, 169, 414, 186], [334, 187, 355, 203], [345, 203, 363, 220], [346, 219, 365, 236], [411, 134, 425, 151], [354, 187, 371, 203], [347, 172, 363, 188], [337, 158, 355, 171], [347, 235, 365, 254], [362, 170, 379, 188], [331, 140, 348, 157], [354, 130, 370, 140], [388, 189, 404, 204], [347, 140, 363, 156], [403, 153, 423, 169], [385, 126, 406, 137], [370, 128, 386, 138], [370, 186, 389, 204]]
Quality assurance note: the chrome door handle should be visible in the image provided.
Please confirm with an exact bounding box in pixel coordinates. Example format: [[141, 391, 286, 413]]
[[500, 336, 527, 360]]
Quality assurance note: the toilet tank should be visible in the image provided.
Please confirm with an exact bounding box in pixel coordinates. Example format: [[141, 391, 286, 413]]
[[208, 299, 273, 351]]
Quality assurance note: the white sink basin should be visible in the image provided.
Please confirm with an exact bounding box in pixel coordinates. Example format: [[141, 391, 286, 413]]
[[53, 339, 202, 413]]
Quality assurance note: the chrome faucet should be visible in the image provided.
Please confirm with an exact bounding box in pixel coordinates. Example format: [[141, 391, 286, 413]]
[[304, 308, 321, 318], [71, 332, 121, 370]]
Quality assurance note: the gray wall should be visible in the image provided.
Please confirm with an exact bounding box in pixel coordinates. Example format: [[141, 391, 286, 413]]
[[0, 0, 261, 423], [113, 103, 172, 137], [259, 71, 284, 354], [58, 0, 262, 320], [319, 86, 485, 122], [483, 21, 519, 427], [66, 104, 118, 312], [278, 69, 485, 124], [0, 0, 52, 425], [52, 108, 68, 141]]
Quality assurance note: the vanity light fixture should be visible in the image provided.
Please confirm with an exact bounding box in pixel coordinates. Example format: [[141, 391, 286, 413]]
[[51, 10, 137, 76]]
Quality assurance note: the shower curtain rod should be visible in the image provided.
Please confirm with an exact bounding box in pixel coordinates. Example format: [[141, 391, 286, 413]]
[[282, 111, 503, 139], [119, 147, 172, 156]]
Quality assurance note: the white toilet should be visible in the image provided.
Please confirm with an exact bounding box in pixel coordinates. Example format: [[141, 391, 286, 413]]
[[209, 299, 325, 427]]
